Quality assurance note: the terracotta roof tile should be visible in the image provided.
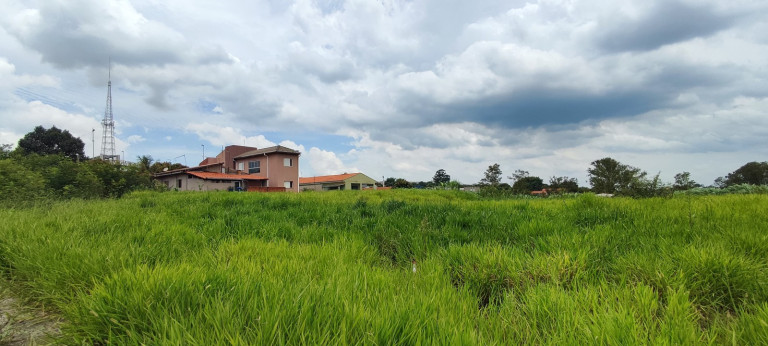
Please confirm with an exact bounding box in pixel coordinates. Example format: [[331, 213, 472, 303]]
[[299, 173, 359, 184], [188, 171, 267, 181]]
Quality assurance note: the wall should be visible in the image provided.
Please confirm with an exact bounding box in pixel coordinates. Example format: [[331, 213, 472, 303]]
[[157, 174, 237, 191], [343, 174, 378, 190], [234, 152, 300, 192]]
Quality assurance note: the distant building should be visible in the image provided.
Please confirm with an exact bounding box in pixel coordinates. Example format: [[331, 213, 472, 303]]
[[154, 145, 300, 192], [299, 173, 378, 191]]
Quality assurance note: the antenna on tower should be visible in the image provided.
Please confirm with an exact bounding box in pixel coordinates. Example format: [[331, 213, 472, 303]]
[[100, 58, 117, 162]]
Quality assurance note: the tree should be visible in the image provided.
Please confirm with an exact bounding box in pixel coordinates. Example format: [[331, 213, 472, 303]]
[[393, 178, 412, 189], [549, 176, 579, 193], [587, 157, 644, 194], [1, 144, 13, 159], [673, 172, 700, 190], [512, 176, 543, 194], [384, 177, 397, 187], [137, 155, 154, 173], [433, 169, 451, 185], [480, 163, 502, 187], [17, 126, 86, 161], [149, 161, 187, 173], [507, 169, 529, 183], [717, 162, 768, 187]]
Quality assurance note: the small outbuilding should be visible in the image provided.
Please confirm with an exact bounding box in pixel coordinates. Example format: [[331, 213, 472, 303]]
[[299, 173, 378, 191]]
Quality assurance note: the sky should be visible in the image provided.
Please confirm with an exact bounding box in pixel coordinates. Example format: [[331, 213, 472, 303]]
[[1, 0, 767, 186]]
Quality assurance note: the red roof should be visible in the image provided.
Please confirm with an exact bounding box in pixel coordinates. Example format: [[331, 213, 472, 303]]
[[299, 173, 359, 184], [188, 171, 267, 181]]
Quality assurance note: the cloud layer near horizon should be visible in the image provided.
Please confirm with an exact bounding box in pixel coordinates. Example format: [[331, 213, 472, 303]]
[[2, 0, 767, 184]]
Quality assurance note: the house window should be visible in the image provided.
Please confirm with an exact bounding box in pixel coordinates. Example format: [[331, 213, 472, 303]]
[[283, 158, 293, 167], [351, 183, 360, 190], [237, 162, 244, 171], [284, 181, 293, 189], [177, 179, 182, 189], [249, 160, 260, 174], [221, 167, 226, 173], [234, 181, 242, 191]]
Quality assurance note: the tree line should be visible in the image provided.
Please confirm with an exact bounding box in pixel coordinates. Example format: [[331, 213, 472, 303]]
[[1, 126, 186, 207], [384, 157, 767, 197]]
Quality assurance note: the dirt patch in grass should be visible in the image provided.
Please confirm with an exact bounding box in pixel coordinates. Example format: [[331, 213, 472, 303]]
[[0, 284, 62, 345]]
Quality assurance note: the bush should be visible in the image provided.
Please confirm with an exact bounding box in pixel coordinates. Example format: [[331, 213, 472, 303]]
[[676, 184, 768, 196], [0, 159, 50, 206]]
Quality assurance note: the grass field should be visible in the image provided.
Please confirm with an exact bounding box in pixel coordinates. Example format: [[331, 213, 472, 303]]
[[1, 190, 767, 344]]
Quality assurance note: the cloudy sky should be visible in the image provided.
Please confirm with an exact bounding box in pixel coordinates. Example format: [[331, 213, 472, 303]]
[[2, 0, 767, 186]]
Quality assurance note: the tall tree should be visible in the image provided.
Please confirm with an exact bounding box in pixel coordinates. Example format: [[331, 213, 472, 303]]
[[137, 155, 154, 173], [507, 169, 529, 183], [512, 176, 543, 193], [17, 126, 85, 161], [393, 178, 412, 189], [432, 169, 451, 185], [480, 163, 502, 187], [717, 162, 768, 187], [673, 172, 699, 190], [587, 157, 645, 194], [549, 176, 579, 193]]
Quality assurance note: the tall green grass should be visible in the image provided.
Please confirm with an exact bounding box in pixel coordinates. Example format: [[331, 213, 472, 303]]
[[0, 191, 766, 344]]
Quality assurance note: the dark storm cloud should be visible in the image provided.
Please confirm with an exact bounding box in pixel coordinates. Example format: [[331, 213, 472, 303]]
[[409, 88, 668, 128], [598, 1, 737, 52]]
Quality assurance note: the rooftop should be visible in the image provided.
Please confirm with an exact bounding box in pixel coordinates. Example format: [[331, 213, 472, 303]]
[[235, 145, 301, 158], [299, 173, 360, 184], [187, 171, 267, 181]]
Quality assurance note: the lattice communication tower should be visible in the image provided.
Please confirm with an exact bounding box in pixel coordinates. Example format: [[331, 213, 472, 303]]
[[100, 65, 118, 162]]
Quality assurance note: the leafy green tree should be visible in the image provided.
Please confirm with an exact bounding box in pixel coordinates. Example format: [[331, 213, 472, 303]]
[[587, 157, 644, 194], [432, 169, 451, 185], [717, 162, 768, 187], [393, 178, 412, 189], [512, 176, 543, 193], [384, 177, 397, 187], [673, 172, 700, 191], [17, 126, 86, 161], [480, 163, 502, 187], [507, 169, 529, 183], [1, 144, 13, 159], [137, 155, 153, 173], [149, 161, 187, 173], [624, 172, 673, 198], [549, 176, 579, 193]]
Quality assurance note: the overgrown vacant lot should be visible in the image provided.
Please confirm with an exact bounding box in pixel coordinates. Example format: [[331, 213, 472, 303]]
[[1, 191, 767, 344]]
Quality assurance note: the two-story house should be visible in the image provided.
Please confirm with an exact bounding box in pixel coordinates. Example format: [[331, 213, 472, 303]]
[[154, 145, 300, 192]]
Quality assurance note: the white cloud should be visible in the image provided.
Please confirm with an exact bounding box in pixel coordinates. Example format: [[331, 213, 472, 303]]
[[1, 0, 767, 188], [305, 147, 356, 176], [127, 134, 145, 143], [185, 122, 276, 148]]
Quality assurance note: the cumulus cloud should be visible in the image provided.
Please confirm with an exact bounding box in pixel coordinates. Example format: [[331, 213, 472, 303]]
[[2, 0, 767, 186], [3, 0, 231, 69], [305, 147, 356, 176], [185, 122, 277, 148]]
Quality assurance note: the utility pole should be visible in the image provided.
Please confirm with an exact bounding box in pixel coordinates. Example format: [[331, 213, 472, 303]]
[[91, 128, 95, 158], [201, 144, 205, 159]]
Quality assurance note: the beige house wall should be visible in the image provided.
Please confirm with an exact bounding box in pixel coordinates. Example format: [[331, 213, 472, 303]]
[[300, 173, 378, 191], [341, 174, 378, 190], [157, 174, 244, 191]]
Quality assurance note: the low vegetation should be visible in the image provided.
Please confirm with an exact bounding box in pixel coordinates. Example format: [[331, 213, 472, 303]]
[[1, 190, 767, 344]]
